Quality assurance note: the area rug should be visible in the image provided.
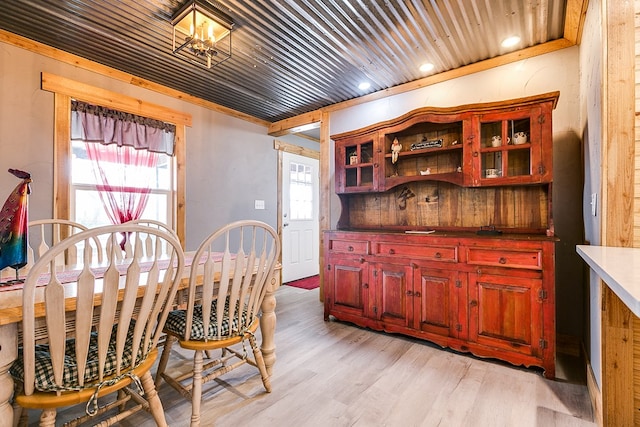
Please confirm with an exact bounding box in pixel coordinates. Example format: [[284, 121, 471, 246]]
[[284, 275, 319, 290]]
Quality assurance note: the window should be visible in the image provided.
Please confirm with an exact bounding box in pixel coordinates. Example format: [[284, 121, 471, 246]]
[[289, 162, 313, 220], [70, 140, 175, 228], [45, 73, 190, 245]]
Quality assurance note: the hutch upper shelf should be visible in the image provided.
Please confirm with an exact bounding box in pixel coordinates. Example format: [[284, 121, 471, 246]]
[[331, 92, 558, 194]]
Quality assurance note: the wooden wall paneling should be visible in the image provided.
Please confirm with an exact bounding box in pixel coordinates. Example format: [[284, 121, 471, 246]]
[[342, 183, 548, 232], [462, 188, 489, 228], [601, 0, 636, 425], [439, 184, 462, 228]]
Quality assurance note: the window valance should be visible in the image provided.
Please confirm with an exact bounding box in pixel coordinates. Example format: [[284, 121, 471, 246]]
[[71, 100, 176, 156]]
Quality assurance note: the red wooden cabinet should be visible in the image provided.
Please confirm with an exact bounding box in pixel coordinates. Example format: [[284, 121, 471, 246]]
[[412, 264, 464, 339], [373, 262, 412, 328], [324, 231, 556, 379], [326, 92, 559, 379]]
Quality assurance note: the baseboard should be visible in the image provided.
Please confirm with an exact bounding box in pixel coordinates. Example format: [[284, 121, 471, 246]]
[[586, 351, 603, 426]]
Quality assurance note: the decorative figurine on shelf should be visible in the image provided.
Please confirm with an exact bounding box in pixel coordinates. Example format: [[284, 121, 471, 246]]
[[391, 137, 402, 176], [349, 152, 358, 165], [0, 168, 32, 285]]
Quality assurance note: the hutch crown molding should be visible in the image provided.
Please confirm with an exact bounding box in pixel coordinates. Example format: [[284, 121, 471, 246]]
[[325, 92, 559, 378]]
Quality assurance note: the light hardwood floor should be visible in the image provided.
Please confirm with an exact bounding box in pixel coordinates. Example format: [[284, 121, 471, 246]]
[[25, 285, 595, 426]]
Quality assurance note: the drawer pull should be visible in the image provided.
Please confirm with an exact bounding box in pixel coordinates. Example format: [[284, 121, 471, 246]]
[[499, 257, 507, 264], [348, 246, 354, 252], [434, 252, 442, 259], [470, 300, 478, 308], [359, 257, 365, 264], [388, 248, 395, 255]]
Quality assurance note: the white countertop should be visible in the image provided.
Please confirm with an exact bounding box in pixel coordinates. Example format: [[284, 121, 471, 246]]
[[577, 245, 640, 317]]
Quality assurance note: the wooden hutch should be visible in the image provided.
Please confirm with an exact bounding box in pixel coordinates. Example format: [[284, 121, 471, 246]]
[[324, 92, 559, 378]]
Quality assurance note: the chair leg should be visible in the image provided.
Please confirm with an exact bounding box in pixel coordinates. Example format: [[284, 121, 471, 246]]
[[155, 334, 177, 388], [38, 408, 56, 427], [13, 382, 28, 427], [190, 349, 204, 427], [140, 371, 168, 427], [248, 334, 272, 393]]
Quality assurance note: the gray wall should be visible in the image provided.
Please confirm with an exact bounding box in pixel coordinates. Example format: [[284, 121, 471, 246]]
[[0, 41, 278, 252]]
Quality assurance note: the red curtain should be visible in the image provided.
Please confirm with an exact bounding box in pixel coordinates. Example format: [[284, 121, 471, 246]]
[[84, 142, 159, 227]]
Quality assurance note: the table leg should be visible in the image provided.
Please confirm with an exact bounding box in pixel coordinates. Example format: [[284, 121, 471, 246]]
[[0, 323, 17, 427], [260, 275, 280, 376]]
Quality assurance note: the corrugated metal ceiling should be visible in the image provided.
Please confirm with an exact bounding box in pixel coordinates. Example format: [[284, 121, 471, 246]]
[[0, 0, 568, 123]]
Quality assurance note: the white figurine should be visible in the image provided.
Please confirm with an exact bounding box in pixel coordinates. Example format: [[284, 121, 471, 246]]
[[391, 138, 402, 164]]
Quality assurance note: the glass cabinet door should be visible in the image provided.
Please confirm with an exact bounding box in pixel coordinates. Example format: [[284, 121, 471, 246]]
[[335, 133, 377, 193], [474, 108, 544, 186]]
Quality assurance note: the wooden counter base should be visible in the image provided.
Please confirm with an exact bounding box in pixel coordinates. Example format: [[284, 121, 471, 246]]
[[325, 230, 556, 378]]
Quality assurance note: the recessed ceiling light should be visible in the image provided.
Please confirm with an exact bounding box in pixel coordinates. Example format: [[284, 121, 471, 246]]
[[358, 82, 371, 90], [419, 63, 435, 73], [501, 36, 521, 48]]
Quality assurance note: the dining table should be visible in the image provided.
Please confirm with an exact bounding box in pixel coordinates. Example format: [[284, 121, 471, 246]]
[[0, 251, 282, 427]]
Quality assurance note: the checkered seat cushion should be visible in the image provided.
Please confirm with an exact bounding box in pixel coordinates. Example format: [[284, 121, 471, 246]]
[[164, 299, 251, 340], [10, 321, 147, 392]]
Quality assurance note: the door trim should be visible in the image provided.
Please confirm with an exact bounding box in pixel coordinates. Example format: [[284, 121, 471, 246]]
[[274, 139, 320, 282]]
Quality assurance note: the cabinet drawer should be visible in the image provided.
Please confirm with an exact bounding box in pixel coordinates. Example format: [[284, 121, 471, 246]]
[[466, 247, 541, 269], [375, 242, 457, 262], [328, 239, 369, 255]]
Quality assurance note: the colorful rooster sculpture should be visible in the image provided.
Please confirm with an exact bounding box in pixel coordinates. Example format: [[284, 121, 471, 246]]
[[0, 169, 32, 283]]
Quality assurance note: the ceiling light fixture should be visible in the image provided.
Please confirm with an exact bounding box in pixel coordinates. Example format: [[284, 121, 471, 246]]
[[358, 82, 371, 90], [501, 36, 521, 48], [171, 0, 234, 69], [419, 62, 435, 73]]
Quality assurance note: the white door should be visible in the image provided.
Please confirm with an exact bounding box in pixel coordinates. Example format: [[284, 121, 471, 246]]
[[281, 151, 319, 283]]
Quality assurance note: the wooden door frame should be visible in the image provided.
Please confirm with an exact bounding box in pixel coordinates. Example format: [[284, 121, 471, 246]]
[[274, 139, 321, 285]]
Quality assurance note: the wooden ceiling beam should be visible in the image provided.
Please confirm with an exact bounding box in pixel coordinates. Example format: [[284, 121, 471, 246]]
[[268, 111, 322, 137], [564, 0, 589, 44]]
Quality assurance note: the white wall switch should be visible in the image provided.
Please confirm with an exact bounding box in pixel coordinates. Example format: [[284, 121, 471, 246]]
[[255, 199, 265, 210], [591, 193, 597, 216]]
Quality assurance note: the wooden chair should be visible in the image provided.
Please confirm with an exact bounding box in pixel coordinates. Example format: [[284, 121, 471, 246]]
[[154, 220, 280, 427], [11, 224, 185, 426], [125, 219, 179, 257], [105, 219, 178, 261], [0, 219, 101, 280]]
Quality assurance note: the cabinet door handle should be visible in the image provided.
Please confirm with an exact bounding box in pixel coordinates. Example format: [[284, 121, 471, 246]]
[[499, 257, 507, 264], [414, 291, 421, 297], [359, 257, 365, 264], [348, 246, 354, 252], [434, 252, 441, 259], [469, 300, 478, 307], [388, 248, 395, 255], [363, 283, 369, 289], [374, 163, 379, 168], [406, 290, 413, 296]]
